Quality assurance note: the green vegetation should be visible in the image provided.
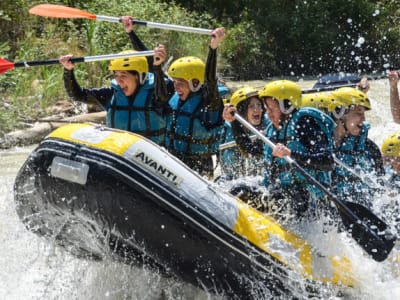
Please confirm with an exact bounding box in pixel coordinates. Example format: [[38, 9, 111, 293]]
[[1, 0, 400, 136]]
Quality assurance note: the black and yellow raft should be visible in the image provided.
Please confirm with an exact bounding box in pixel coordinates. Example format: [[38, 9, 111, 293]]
[[14, 123, 353, 297]]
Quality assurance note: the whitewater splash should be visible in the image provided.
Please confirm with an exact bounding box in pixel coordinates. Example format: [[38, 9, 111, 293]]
[[1, 79, 400, 299]]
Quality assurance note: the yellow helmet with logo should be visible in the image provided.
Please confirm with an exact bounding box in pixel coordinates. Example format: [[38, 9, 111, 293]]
[[230, 87, 259, 108], [332, 87, 371, 110], [381, 132, 400, 157], [109, 50, 149, 84], [258, 80, 301, 114], [168, 56, 205, 92]]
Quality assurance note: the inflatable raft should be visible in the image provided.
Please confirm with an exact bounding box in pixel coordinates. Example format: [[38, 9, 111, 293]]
[[14, 123, 354, 297]]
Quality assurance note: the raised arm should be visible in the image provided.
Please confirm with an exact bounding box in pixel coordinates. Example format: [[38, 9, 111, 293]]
[[121, 16, 154, 70], [204, 27, 225, 111], [389, 71, 400, 124], [60, 55, 112, 107]]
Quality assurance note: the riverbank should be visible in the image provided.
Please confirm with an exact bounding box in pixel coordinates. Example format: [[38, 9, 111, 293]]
[[0, 111, 106, 149]]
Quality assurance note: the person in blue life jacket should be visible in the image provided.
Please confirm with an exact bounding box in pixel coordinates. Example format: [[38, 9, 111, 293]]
[[217, 87, 269, 181], [59, 17, 170, 145], [164, 27, 225, 179], [223, 80, 336, 223], [330, 87, 385, 208]]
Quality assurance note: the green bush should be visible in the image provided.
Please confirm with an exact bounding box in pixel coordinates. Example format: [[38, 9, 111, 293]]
[[0, 0, 217, 134]]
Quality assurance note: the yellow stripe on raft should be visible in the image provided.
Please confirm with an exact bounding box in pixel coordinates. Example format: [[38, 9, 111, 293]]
[[233, 201, 354, 286], [47, 123, 142, 155], [234, 201, 313, 276]]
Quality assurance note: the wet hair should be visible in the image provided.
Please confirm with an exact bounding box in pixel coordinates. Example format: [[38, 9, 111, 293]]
[[128, 70, 140, 78]]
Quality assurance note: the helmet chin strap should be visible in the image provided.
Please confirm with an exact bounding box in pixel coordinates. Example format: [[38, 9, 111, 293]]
[[279, 100, 294, 114], [332, 106, 346, 119], [139, 73, 148, 85], [189, 80, 202, 92]]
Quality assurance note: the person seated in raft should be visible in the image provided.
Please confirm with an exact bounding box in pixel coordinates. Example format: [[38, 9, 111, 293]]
[[218, 86, 270, 181], [330, 87, 385, 208], [388, 70, 400, 124], [223, 80, 336, 224], [164, 27, 226, 179], [59, 45, 170, 146]]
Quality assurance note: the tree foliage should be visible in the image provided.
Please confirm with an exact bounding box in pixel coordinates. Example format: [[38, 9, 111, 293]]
[[173, 0, 400, 79]]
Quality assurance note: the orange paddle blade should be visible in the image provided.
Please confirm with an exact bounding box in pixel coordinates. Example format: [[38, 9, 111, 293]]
[[29, 4, 96, 20], [0, 58, 15, 74]]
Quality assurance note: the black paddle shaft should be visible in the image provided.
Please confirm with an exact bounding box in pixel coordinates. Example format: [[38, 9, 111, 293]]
[[14, 57, 85, 68]]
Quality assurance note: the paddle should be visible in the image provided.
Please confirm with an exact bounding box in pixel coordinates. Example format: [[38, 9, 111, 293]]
[[333, 155, 383, 190], [29, 4, 212, 35], [0, 50, 155, 75], [232, 113, 396, 262]]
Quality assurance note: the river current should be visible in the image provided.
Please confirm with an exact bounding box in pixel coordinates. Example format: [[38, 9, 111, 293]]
[[0, 78, 399, 299]]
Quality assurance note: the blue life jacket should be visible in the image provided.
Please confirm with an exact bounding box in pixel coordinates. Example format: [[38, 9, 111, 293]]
[[333, 122, 378, 202], [165, 91, 222, 157], [219, 115, 270, 179], [106, 73, 166, 145], [384, 166, 400, 193], [262, 107, 335, 198]]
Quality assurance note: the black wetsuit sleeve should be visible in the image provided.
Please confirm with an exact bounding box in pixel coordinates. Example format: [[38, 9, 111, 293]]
[[290, 116, 334, 170], [203, 46, 222, 112], [231, 120, 264, 156], [366, 138, 385, 176], [153, 65, 174, 111], [63, 69, 113, 108], [128, 31, 154, 71]]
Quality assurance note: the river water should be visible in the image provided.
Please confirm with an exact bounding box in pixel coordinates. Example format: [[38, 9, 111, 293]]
[[0, 79, 399, 299]]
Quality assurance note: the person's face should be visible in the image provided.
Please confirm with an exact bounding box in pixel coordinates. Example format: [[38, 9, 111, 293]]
[[343, 105, 366, 136], [246, 97, 263, 125], [173, 78, 190, 101], [264, 97, 282, 128], [114, 71, 139, 96], [384, 156, 400, 174]]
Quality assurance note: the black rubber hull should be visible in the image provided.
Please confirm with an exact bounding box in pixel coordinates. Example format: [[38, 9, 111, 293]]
[[14, 138, 297, 298]]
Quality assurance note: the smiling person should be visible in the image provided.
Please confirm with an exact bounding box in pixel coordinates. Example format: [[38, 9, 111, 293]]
[[164, 27, 225, 179], [59, 44, 170, 146], [223, 80, 336, 223], [218, 87, 269, 181], [331, 87, 384, 207]]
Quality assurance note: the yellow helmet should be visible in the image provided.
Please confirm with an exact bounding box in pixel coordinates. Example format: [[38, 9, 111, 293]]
[[230, 87, 259, 108], [332, 87, 371, 110], [168, 56, 205, 91], [109, 50, 149, 84], [258, 80, 301, 113], [302, 92, 344, 112], [381, 133, 400, 157]]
